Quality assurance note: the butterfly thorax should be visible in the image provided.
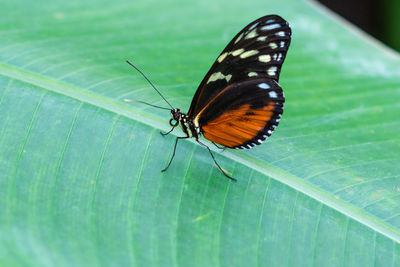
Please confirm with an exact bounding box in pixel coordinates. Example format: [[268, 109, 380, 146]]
[[170, 108, 201, 139]]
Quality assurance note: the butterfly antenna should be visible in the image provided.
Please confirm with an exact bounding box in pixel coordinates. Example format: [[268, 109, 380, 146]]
[[126, 60, 174, 109], [125, 99, 170, 110]]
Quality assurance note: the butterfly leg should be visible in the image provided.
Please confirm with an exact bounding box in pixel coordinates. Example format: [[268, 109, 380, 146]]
[[196, 140, 237, 182], [162, 136, 189, 172], [160, 127, 174, 136], [212, 142, 226, 151]]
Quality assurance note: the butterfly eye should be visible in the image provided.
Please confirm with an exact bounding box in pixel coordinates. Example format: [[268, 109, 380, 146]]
[[169, 118, 179, 127]]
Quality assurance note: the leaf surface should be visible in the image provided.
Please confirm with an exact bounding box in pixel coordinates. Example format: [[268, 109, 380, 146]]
[[1, 0, 400, 266]]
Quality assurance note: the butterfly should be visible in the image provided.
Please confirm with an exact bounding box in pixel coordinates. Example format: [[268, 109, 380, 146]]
[[127, 14, 291, 181]]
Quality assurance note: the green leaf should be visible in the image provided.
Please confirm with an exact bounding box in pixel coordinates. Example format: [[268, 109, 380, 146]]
[[1, 0, 400, 266]]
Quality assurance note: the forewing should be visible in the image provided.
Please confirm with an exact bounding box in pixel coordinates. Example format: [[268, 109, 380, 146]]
[[188, 15, 291, 117], [195, 79, 284, 149]]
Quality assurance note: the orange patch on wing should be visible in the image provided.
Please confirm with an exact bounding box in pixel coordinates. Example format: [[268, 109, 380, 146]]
[[202, 102, 275, 148]]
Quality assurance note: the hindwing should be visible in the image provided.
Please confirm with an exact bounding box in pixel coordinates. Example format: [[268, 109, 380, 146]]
[[194, 79, 284, 149]]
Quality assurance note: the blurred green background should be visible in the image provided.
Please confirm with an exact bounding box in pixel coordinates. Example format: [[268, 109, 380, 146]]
[[319, 0, 400, 51]]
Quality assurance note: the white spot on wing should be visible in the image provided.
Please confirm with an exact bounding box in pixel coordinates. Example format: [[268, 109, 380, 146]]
[[207, 72, 232, 84], [280, 41, 285, 48], [261, 24, 281, 31], [258, 83, 270, 89], [268, 66, 278, 76], [269, 91, 278, 98], [240, 50, 259, 58], [231, 48, 244, 56], [267, 130, 272, 134], [245, 29, 258, 39], [257, 36, 267, 41], [259, 55, 271, 63], [234, 33, 244, 44], [217, 52, 228, 63], [276, 31, 285, 36], [269, 42, 278, 49], [248, 72, 258, 77], [248, 22, 259, 30]]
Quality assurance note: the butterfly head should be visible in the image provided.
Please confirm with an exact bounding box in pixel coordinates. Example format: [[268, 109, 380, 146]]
[[169, 108, 181, 127]]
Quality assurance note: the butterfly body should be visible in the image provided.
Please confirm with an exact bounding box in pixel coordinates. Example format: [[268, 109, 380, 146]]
[[169, 108, 201, 139]]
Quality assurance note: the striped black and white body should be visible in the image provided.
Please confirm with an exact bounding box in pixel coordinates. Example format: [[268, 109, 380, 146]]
[[170, 108, 201, 139]]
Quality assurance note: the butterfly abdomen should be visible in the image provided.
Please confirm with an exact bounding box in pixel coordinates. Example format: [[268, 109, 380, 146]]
[[177, 113, 201, 139]]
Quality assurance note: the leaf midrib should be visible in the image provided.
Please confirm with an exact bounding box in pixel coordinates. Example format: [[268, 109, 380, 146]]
[[1, 61, 399, 243]]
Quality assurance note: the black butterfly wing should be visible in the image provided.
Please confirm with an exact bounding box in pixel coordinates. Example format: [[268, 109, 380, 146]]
[[193, 78, 284, 149], [187, 14, 291, 118]]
